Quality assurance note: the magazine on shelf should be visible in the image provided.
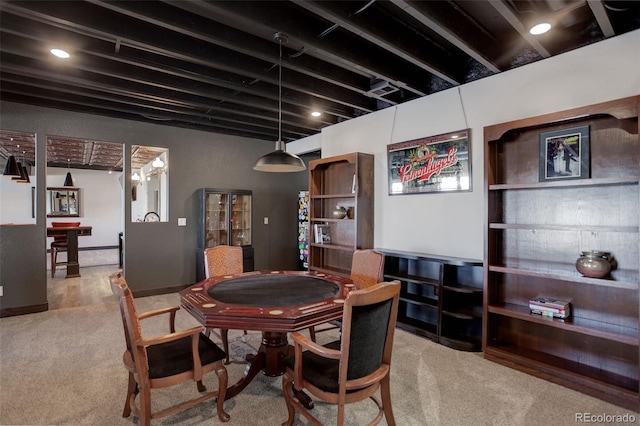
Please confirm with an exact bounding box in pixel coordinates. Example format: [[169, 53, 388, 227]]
[[529, 296, 571, 319]]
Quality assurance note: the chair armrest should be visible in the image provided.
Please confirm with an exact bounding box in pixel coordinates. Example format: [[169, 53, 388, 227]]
[[136, 325, 204, 347], [138, 305, 180, 320], [290, 332, 341, 360]]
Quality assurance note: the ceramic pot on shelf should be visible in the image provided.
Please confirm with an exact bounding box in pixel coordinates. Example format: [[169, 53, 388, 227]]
[[575, 251, 612, 278]]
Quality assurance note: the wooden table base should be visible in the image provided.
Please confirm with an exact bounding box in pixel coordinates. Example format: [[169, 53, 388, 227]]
[[224, 331, 313, 408]]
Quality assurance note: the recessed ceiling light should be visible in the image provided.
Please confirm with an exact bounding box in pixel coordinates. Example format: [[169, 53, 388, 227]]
[[530, 23, 551, 35], [311, 111, 322, 117], [50, 48, 70, 59]]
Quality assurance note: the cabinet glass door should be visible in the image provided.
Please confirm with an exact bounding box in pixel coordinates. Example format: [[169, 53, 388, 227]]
[[205, 192, 228, 247], [231, 193, 251, 246]]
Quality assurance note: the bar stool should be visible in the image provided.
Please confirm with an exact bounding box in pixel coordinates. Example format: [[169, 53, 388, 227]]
[[50, 222, 80, 278]]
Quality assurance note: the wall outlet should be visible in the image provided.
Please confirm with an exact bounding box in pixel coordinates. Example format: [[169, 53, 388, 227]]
[[178, 218, 187, 226], [263, 217, 269, 225], [0, 286, 3, 297]]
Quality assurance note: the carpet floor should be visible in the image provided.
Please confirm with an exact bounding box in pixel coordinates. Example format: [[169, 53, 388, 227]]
[[0, 292, 634, 425]]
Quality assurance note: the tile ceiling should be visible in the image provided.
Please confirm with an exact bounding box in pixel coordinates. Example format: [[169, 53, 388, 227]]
[[0, 130, 165, 171]]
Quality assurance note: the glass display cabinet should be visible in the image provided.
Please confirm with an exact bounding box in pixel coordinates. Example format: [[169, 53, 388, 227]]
[[197, 188, 253, 281]]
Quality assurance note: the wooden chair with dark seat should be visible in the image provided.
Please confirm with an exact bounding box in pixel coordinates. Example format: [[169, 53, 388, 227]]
[[109, 272, 230, 426], [50, 221, 80, 278], [309, 249, 385, 341], [203, 245, 245, 364], [282, 280, 401, 426]]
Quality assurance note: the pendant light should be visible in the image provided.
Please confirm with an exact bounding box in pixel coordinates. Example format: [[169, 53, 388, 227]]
[[253, 32, 306, 173], [11, 161, 25, 181], [3, 139, 21, 177], [3, 155, 20, 176], [64, 159, 74, 186], [15, 149, 30, 183]]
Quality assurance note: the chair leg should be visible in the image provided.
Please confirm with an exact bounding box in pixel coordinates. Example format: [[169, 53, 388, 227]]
[[214, 364, 230, 422], [138, 386, 152, 426], [337, 403, 346, 426], [281, 373, 296, 426], [122, 372, 136, 417], [381, 374, 396, 426], [197, 380, 206, 392], [51, 248, 55, 278], [221, 329, 230, 365]]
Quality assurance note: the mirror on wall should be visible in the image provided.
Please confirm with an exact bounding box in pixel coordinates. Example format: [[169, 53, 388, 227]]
[[47, 187, 80, 217], [1, 130, 36, 225], [131, 146, 168, 222]]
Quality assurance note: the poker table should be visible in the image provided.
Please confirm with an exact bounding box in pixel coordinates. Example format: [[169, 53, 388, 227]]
[[180, 270, 356, 401]]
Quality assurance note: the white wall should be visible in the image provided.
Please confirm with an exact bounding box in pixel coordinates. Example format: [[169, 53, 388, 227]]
[[290, 29, 640, 260], [0, 170, 35, 225], [46, 167, 123, 248]]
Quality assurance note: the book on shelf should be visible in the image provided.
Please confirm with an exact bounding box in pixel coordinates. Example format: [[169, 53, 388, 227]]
[[313, 224, 331, 244], [529, 296, 571, 319]]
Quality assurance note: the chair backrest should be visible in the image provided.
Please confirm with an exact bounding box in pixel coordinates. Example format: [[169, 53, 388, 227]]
[[340, 280, 400, 382], [109, 273, 146, 370], [51, 221, 81, 243], [204, 246, 243, 278], [350, 249, 385, 289]]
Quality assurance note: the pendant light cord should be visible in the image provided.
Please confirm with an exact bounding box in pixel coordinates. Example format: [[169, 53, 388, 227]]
[[278, 39, 282, 143]]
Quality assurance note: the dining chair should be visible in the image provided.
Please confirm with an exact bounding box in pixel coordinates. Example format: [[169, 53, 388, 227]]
[[203, 245, 245, 364], [309, 249, 386, 341], [282, 280, 401, 426], [109, 272, 230, 425], [50, 221, 81, 278]]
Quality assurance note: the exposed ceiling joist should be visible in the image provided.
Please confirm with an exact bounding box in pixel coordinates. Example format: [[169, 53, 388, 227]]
[[0, 0, 637, 157]]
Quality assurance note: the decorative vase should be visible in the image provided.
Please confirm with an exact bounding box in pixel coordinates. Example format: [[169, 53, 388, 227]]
[[332, 205, 348, 219], [346, 206, 354, 219], [575, 251, 612, 278]]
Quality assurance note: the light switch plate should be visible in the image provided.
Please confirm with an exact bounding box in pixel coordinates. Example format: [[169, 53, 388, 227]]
[[178, 218, 187, 226], [263, 217, 269, 225]]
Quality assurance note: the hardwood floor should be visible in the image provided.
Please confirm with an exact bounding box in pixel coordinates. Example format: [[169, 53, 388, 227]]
[[47, 264, 121, 310]]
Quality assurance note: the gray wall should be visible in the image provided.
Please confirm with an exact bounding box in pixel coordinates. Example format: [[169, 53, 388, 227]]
[[0, 101, 315, 311]]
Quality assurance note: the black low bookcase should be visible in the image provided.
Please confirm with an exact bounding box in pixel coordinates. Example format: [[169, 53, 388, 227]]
[[379, 249, 483, 351]]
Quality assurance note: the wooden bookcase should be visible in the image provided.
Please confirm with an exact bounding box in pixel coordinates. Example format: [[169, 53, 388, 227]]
[[483, 96, 639, 410], [307, 153, 374, 278], [381, 250, 483, 351]]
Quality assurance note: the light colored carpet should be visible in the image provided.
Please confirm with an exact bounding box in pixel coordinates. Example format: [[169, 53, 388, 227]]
[[0, 292, 634, 425]]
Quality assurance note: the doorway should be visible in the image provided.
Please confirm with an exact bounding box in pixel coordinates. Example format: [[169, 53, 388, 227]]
[[46, 136, 124, 309]]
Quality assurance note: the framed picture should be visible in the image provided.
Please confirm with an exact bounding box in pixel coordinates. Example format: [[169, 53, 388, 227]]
[[387, 129, 471, 195], [539, 125, 590, 182]]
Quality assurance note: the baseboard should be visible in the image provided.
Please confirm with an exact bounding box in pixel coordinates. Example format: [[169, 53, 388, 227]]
[[1, 302, 48, 318], [132, 284, 192, 298], [47, 245, 118, 254]]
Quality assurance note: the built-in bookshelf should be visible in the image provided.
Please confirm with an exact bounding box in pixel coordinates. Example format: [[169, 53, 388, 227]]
[[483, 96, 639, 411]]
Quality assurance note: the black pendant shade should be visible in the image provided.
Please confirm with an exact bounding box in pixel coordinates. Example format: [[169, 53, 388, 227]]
[[10, 162, 30, 183], [253, 140, 306, 172], [17, 165, 30, 183], [3, 155, 21, 176], [64, 171, 74, 186], [11, 162, 24, 180]]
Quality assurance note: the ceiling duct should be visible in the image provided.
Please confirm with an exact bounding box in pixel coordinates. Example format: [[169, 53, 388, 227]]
[[368, 80, 399, 97]]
